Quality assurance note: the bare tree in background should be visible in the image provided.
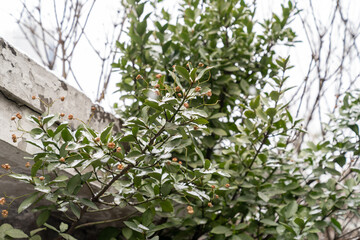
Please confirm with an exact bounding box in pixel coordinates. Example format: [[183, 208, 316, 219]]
[[290, 1, 360, 239], [15, 0, 126, 101], [291, 0, 360, 145]]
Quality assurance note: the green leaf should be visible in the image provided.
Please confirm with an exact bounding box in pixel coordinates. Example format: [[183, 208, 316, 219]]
[[101, 123, 113, 143], [54, 123, 68, 136], [212, 128, 227, 136], [34, 185, 51, 193], [223, 66, 239, 72], [209, 113, 227, 119], [194, 145, 205, 165], [43, 223, 59, 232], [61, 128, 73, 142], [36, 210, 50, 226], [175, 66, 190, 81], [284, 201, 298, 219], [261, 219, 278, 226], [211, 226, 232, 236], [244, 110, 256, 118], [59, 222, 68, 233], [266, 108, 277, 118], [160, 200, 173, 212], [238, 233, 254, 240], [80, 198, 98, 210], [349, 124, 359, 135], [30, 128, 44, 139], [270, 91, 280, 101], [190, 68, 197, 81], [67, 174, 81, 194], [250, 95, 260, 109], [5, 229, 29, 238], [334, 155, 346, 167], [294, 218, 305, 229], [29, 235, 42, 240], [120, 134, 136, 142], [122, 228, 132, 239], [258, 192, 269, 202], [142, 209, 154, 226], [9, 174, 32, 182], [52, 175, 69, 182], [331, 217, 342, 233], [145, 99, 162, 111], [18, 192, 40, 213], [136, 19, 147, 36], [196, 66, 214, 81], [59, 233, 77, 240], [193, 118, 209, 124], [69, 202, 81, 219], [124, 221, 142, 233], [30, 228, 46, 236]]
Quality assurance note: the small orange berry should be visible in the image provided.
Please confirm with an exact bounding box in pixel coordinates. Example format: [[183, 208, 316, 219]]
[[136, 74, 142, 80], [116, 147, 122, 153], [60, 113, 65, 117], [225, 183, 230, 188], [117, 164, 124, 170], [154, 84, 160, 88], [193, 125, 199, 130], [16, 113, 22, 119], [1, 164, 10, 170], [166, 161, 171, 165], [195, 86, 201, 92], [107, 142, 116, 149], [39, 176, 45, 181], [60, 96, 65, 101], [172, 65, 176, 69], [211, 185, 215, 189], [216, 194, 219, 199], [32, 95, 36, 100], [12, 134, 17, 143], [208, 202, 213, 207], [184, 102, 189, 108], [187, 206, 194, 214], [68, 114, 73, 120], [206, 90, 212, 97], [91, 106, 96, 111], [177, 93, 182, 97], [156, 74, 162, 79], [198, 62, 204, 67], [95, 137, 100, 142], [25, 162, 31, 168], [0, 197, 5, 205], [59, 157, 65, 163], [11, 116, 16, 121], [2, 210, 8, 218], [178, 161, 182, 165], [172, 157, 178, 162], [186, 63, 190, 68], [175, 86, 181, 92]]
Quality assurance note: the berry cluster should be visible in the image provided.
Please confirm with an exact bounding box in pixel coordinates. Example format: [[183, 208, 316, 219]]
[[1, 163, 11, 170]]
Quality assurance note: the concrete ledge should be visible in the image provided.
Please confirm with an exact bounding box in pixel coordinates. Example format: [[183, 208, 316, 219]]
[[0, 37, 122, 152]]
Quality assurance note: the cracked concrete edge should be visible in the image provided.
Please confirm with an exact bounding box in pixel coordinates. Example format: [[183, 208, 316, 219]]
[[0, 37, 122, 134]]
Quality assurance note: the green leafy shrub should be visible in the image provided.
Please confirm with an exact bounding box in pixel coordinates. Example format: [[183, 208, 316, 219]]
[[2, 1, 360, 240]]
